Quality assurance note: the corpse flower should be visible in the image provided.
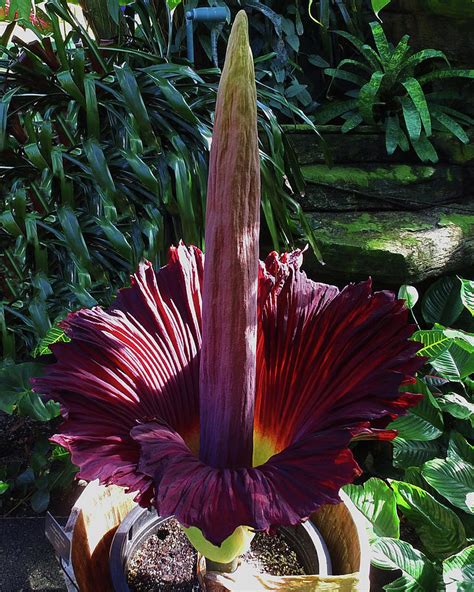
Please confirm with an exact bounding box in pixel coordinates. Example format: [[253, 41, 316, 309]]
[[33, 11, 424, 564]]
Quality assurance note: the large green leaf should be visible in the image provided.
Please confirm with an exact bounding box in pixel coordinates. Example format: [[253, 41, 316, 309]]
[[114, 64, 156, 146], [57, 207, 91, 266], [343, 478, 399, 541], [332, 30, 382, 71], [401, 96, 421, 142], [448, 432, 474, 465], [369, 21, 391, 64], [0, 88, 17, 151], [0, 362, 56, 420], [390, 480, 466, 559], [371, 538, 438, 591], [389, 381, 443, 441], [443, 545, 474, 591], [432, 110, 470, 144], [418, 69, 474, 86], [422, 457, 474, 514], [438, 394, 474, 426], [411, 133, 438, 164], [393, 438, 443, 468], [430, 342, 474, 381], [421, 277, 464, 326], [412, 328, 451, 359]]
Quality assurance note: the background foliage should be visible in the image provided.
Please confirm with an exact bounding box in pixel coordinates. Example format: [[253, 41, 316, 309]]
[[0, 0, 317, 513], [1, 9, 473, 587], [346, 277, 474, 591]]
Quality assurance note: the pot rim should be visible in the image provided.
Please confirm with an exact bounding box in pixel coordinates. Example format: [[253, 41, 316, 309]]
[[109, 507, 333, 592]]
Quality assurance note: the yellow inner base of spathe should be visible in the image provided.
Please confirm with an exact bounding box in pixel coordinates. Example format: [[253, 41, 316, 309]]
[[183, 524, 255, 563], [182, 433, 279, 563]]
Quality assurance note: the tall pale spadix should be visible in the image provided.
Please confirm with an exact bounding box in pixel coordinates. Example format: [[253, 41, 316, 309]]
[[199, 10, 260, 469]]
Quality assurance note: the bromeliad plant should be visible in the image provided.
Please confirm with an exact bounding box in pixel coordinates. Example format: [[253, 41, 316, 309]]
[[33, 11, 424, 564], [315, 21, 474, 163]]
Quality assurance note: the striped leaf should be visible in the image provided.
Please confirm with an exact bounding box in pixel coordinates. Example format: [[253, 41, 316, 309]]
[[390, 480, 466, 559], [422, 457, 474, 514], [443, 545, 474, 590], [393, 438, 443, 469], [371, 538, 438, 591], [343, 478, 400, 541]]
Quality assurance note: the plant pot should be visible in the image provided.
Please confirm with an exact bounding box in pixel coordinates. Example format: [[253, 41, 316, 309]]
[[109, 505, 332, 591], [48, 483, 369, 591]]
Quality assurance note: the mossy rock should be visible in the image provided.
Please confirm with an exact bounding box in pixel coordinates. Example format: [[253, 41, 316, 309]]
[[304, 205, 474, 285], [301, 164, 464, 211]]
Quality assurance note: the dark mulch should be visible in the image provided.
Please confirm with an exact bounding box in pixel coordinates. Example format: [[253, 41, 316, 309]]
[[241, 530, 306, 576], [128, 518, 200, 592], [0, 412, 52, 463], [127, 521, 308, 592]]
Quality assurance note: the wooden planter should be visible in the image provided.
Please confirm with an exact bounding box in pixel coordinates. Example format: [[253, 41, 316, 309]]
[[47, 482, 369, 591]]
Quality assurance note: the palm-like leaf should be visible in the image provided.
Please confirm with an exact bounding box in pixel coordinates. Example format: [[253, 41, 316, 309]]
[[0, 2, 314, 362]]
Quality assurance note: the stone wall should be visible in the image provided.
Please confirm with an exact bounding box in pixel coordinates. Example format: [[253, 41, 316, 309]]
[[285, 125, 474, 285], [383, 0, 474, 66]]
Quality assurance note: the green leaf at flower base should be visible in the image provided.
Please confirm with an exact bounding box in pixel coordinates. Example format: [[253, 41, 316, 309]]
[[33, 326, 70, 358], [460, 279, 474, 316], [343, 478, 399, 541], [442, 545, 474, 591], [398, 285, 419, 310], [390, 480, 466, 559], [371, 537, 438, 591], [0, 481, 9, 495], [422, 457, 474, 515], [421, 276, 463, 326]]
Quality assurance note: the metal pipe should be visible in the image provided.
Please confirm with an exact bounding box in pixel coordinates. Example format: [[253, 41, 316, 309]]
[[186, 6, 230, 64]]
